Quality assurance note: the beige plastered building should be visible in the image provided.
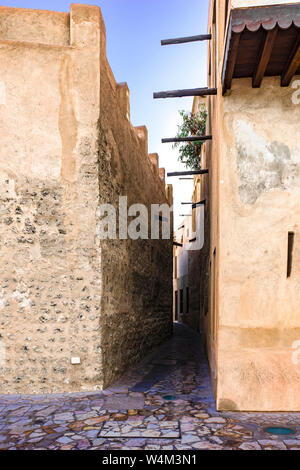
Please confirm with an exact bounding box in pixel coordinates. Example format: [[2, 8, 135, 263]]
[[176, 0, 300, 411]]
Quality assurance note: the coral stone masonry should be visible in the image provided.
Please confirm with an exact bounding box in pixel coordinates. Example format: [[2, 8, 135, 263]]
[[0, 4, 173, 394]]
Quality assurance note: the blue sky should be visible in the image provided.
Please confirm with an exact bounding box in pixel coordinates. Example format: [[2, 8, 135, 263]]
[[2, 0, 209, 226]]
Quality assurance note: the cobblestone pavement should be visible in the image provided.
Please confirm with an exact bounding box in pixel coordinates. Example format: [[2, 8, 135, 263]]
[[1, 323, 300, 450]]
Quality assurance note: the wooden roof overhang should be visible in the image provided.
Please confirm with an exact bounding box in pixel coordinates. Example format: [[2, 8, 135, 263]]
[[222, 4, 300, 94]]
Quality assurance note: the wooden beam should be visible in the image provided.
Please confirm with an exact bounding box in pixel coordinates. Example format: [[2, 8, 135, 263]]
[[253, 28, 278, 88], [192, 200, 206, 209], [162, 135, 212, 143], [153, 88, 217, 99], [182, 200, 206, 209], [168, 170, 209, 177], [161, 34, 212, 46], [173, 241, 183, 247], [182, 200, 206, 207], [281, 31, 300, 87], [224, 32, 241, 93]]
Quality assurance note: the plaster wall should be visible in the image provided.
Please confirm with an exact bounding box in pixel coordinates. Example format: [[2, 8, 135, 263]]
[[199, 0, 300, 409], [172, 205, 202, 331], [217, 77, 300, 411], [0, 4, 102, 394], [0, 4, 172, 394], [0, 6, 70, 45]]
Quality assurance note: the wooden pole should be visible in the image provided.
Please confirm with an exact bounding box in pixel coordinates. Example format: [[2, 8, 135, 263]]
[[153, 88, 217, 99], [182, 200, 206, 206], [167, 170, 208, 177], [192, 200, 206, 208], [253, 28, 278, 88], [161, 34, 212, 46], [281, 31, 300, 87], [162, 135, 212, 143]]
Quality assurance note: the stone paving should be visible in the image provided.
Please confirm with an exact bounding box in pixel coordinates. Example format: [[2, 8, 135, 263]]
[[0, 323, 300, 450]]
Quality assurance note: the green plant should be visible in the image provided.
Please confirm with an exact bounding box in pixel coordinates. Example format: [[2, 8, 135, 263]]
[[173, 105, 207, 170]]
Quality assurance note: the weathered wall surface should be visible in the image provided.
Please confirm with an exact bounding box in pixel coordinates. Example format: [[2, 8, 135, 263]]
[[217, 77, 300, 411], [0, 5, 103, 394], [98, 22, 173, 387], [173, 222, 189, 324], [0, 6, 70, 45], [0, 4, 172, 394], [198, 0, 300, 410], [173, 181, 202, 331], [192, 71, 220, 395]]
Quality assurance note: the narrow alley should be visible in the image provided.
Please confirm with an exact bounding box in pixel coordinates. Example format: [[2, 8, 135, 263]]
[[1, 323, 300, 451], [0, 1, 300, 456]]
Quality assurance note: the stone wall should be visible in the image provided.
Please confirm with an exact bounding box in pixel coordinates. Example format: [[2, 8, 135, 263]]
[[97, 15, 173, 388], [0, 5, 172, 394]]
